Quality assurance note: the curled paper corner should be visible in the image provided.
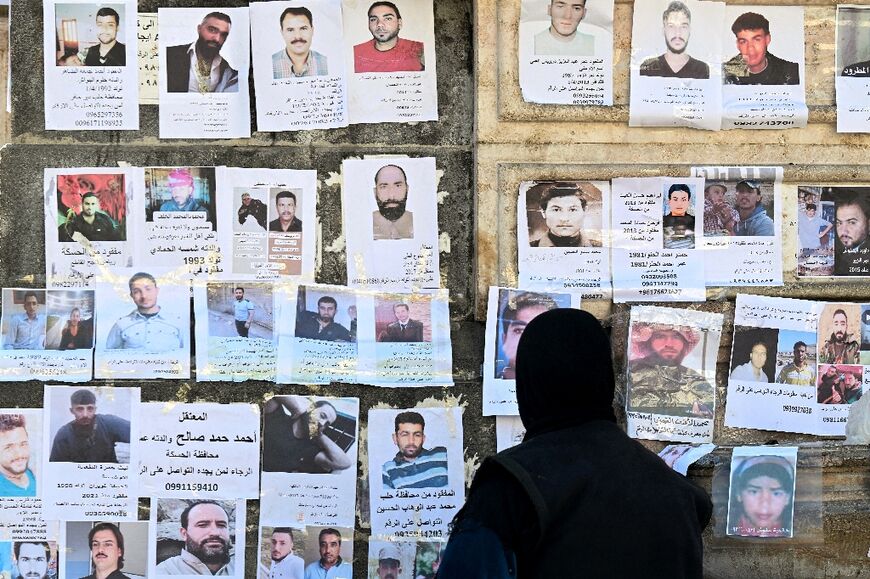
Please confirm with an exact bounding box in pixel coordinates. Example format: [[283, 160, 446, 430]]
[[324, 171, 343, 188], [439, 232, 452, 254], [323, 233, 346, 253], [116, 161, 132, 167], [464, 453, 483, 488], [173, 382, 193, 402], [417, 394, 464, 409]]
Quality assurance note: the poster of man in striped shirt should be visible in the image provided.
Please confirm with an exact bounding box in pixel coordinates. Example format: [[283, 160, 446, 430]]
[[382, 411, 447, 490]]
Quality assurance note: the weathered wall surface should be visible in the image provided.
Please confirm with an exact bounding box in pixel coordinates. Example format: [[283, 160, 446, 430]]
[[478, 0, 870, 576], [2, 0, 478, 576]]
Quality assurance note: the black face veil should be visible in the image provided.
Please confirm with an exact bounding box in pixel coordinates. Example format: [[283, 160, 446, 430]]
[[515, 308, 616, 439]]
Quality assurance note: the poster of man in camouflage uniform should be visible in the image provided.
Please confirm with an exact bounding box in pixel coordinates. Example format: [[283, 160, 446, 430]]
[[628, 316, 716, 419]]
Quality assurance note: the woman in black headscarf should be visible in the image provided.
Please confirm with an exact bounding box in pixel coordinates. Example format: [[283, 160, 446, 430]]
[[437, 309, 712, 578]]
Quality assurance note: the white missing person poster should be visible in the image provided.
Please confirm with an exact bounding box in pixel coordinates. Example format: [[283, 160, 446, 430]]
[[368, 407, 464, 541], [626, 305, 723, 443], [343, 0, 438, 123], [194, 282, 277, 382], [343, 158, 441, 290], [44, 168, 137, 289], [357, 289, 453, 387], [217, 167, 317, 282], [518, 0, 614, 106], [149, 498, 246, 578], [158, 7, 251, 139], [43, 0, 139, 130], [276, 283, 359, 385], [94, 268, 191, 380], [42, 386, 139, 521], [721, 6, 807, 130], [836, 5, 870, 133], [611, 177, 706, 302], [260, 396, 359, 529], [138, 402, 261, 499], [691, 166, 783, 287], [60, 520, 149, 579], [0, 409, 50, 541], [251, 0, 349, 131], [256, 524, 354, 579], [0, 289, 94, 383], [140, 166, 224, 278], [725, 294, 823, 435], [629, 0, 724, 131], [482, 286, 581, 415], [517, 180, 611, 298]]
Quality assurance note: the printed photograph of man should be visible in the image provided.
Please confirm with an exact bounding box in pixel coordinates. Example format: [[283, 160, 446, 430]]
[[733, 180, 775, 236], [728, 326, 778, 385], [56, 173, 127, 243], [273, 7, 327, 78], [106, 272, 185, 352], [640, 1, 709, 79], [528, 182, 601, 248], [819, 305, 860, 364], [156, 500, 235, 575], [662, 183, 695, 249], [295, 293, 354, 343], [495, 290, 561, 379], [206, 283, 274, 341], [305, 528, 352, 578], [376, 301, 426, 343], [84, 522, 130, 579], [0, 414, 36, 497], [269, 191, 303, 233], [85, 7, 126, 66], [817, 364, 863, 405], [166, 11, 239, 93], [798, 203, 833, 255], [354, 1, 424, 73], [382, 411, 448, 490], [49, 389, 130, 463], [55, 5, 127, 67], [2, 291, 46, 350], [730, 341, 771, 383], [13, 542, 53, 579], [260, 527, 303, 579], [262, 395, 354, 474], [723, 12, 799, 85], [833, 192, 870, 276], [534, 0, 593, 56], [372, 543, 403, 579], [59, 192, 121, 243], [628, 322, 715, 418], [237, 191, 267, 231], [372, 164, 413, 240], [145, 167, 216, 227], [775, 338, 816, 386], [703, 182, 739, 237]]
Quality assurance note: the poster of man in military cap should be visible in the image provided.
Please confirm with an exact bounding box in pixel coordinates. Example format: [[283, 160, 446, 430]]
[[626, 306, 722, 440]]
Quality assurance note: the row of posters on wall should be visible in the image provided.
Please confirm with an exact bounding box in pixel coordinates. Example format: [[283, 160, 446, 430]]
[[43, 158, 440, 290], [0, 387, 467, 577], [0, 394, 803, 579], [517, 168, 870, 301], [483, 296, 866, 440], [0, 281, 452, 385], [520, 0, 870, 132], [43, 0, 438, 135]]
